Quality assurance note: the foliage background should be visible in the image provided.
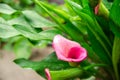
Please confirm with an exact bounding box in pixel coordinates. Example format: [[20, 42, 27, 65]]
[[0, 0, 120, 80]]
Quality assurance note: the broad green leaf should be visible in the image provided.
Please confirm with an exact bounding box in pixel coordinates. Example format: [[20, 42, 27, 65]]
[[13, 24, 40, 40], [0, 19, 20, 38], [38, 29, 62, 40], [14, 52, 70, 77], [110, 0, 120, 37], [0, 17, 6, 23], [7, 16, 36, 33], [8, 16, 31, 27], [3, 36, 23, 51], [13, 24, 61, 40], [14, 38, 33, 59], [0, 3, 16, 15], [22, 10, 56, 28]]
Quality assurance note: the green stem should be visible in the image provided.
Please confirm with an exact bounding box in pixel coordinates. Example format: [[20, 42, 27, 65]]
[[112, 36, 120, 80], [50, 68, 83, 80]]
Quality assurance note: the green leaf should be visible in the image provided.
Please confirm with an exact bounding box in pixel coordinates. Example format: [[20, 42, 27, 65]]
[[112, 36, 120, 80], [34, 0, 108, 64], [0, 19, 20, 38], [81, 43, 102, 63], [110, 0, 120, 27], [14, 38, 33, 59], [13, 24, 61, 40], [38, 29, 62, 40], [35, 0, 85, 43], [13, 24, 41, 40], [0, 17, 6, 23], [37, 1, 71, 20], [109, 21, 120, 37], [8, 16, 37, 33], [87, 28, 111, 65], [110, 0, 120, 37], [7, 16, 31, 27], [102, 0, 112, 10], [3, 36, 22, 51], [14, 52, 70, 77], [49, 68, 83, 80], [70, 16, 87, 35], [0, 3, 16, 15], [66, 0, 112, 65], [22, 10, 56, 28]]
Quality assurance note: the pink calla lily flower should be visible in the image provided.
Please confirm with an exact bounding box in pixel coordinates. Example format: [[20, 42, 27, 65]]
[[52, 35, 87, 62], [95, 4, 100, 15], [45, 68, 51, 80]]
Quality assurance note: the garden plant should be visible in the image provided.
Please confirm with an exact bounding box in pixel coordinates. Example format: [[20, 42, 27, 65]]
[[0, 0, 120, 80]]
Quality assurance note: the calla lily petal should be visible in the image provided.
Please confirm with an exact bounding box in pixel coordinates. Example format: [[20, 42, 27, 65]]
[[45, 68, 51, 80], [52, 35, 87, 62], [95, 4, 100, 14]]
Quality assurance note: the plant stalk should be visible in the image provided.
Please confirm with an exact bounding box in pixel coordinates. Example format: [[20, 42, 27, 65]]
[[112, 36, 120, 80]]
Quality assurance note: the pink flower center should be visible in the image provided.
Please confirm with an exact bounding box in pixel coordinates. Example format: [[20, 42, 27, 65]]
[[67, 47, 82, 59]]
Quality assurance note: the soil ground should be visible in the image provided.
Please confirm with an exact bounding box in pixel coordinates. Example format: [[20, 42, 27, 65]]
[[0, 47, 53, 80]]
